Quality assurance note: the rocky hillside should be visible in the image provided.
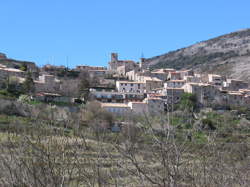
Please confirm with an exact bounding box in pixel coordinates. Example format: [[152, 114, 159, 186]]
[[145, 29, 250, 82]]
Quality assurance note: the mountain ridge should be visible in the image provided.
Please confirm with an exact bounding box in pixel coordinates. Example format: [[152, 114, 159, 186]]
[[145, 28, 250, 82]]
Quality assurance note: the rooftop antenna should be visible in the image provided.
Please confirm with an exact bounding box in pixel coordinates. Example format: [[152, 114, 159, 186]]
[[141, 52, 144, 59], [52, 56, 54, 66], [66, 56, 69, 69]]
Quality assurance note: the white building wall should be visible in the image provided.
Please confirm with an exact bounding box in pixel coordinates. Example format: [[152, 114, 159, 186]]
[[116, 81, 145, 93]]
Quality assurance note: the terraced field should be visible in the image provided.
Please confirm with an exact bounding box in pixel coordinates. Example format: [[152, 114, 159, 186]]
[[0, 113, 249, 186]]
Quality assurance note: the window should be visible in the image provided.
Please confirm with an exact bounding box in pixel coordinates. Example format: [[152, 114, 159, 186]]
[[125, 83, 127, 86], [131, 83, 133, 86], [138, 84, 140, 89]]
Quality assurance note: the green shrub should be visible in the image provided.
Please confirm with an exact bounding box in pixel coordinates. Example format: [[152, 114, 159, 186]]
[[177, 93, 197, 112], [193, 131, 207, 144], [201, 118, 216, 130], [0, 89, 10, 96], [18, 94, 32, 103], [19, 64, 28, 71]]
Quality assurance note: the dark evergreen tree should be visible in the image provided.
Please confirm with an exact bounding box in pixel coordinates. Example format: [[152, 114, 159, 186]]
[[22, 72, 35, 95], [78, 78, 90, 102]]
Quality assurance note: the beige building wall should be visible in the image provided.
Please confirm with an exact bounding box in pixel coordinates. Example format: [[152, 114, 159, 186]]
[[101, 103, 131, 115]]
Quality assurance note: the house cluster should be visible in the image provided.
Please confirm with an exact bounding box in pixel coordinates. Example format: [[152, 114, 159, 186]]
[[89, 53, 250, 115], [0, 64, 25, 81], [0, 53, 38, 86], [1, 51, 250, 114]]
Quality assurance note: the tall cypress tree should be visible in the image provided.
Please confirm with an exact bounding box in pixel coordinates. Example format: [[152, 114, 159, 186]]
[[22, 72, 35, 95]]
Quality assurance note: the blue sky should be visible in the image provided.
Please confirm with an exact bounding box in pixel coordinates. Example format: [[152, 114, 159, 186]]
[[0, 0, 250, 68]]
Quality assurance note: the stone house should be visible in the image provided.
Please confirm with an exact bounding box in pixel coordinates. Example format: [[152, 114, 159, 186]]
[[126, 69, 152, 81], [163, 87, 184, 105], [183, 75, 201, 83], [182, 82, 250, 108], [89, 90, 145, 103], [147, 93, 167, 99], [208, 74, 223, 87], [0, 66, 25, 83], [223, 79, 248, 91], [136, 76, 163, 92], [0, 52, 38, 73], [178, 70, 194, 79], [183, 83, 221, 107], [151, 68, 175, 81], [167, 70, 194, 81], [90, 91, 124, 103], [220, 90, 250, 108], [101, 103, 131, 114], [168, 71, 182, 80], [227, 92, 246, 107], [126, 70, 138, 81], [144, 97, 165, 114], [34, 92, 71, 103], [34, 74, 61, 93], [128, 102, 148, 115], [75, 65, 106, 71], [99, 78, 116, 87], [89, 86, 116, 92], [117, 65, 127, 77], [164, 80, 186, 88], [123, 93, 145, 103], [116, 81, 145, 93], [239, 89, 250, 95], [88, 70, 108, 78], [117, 63, 139, 77], [100, 97, 165, 116], [42, 64, 66, 72], [0, 67, 25, 77]]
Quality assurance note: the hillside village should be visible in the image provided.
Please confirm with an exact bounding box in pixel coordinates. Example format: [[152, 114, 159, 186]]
[[0, 52, 250, 116], [2, 0, 250, 184], [1, 52, 250, 186]]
